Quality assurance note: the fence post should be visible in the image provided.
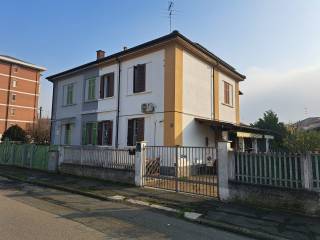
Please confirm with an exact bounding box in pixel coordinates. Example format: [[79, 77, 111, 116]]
[[301, 153, 313, 190], [58, 146, 65, 166], [135, 141, 147, 187], [218, 141, 230, 200]]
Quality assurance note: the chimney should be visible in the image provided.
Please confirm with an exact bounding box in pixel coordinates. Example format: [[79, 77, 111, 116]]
[[123, 46, 128, 51], [96, 50, 105, 59]]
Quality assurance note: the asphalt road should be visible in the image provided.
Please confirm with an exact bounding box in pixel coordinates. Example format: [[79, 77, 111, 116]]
[[0, 177, 251, 240]]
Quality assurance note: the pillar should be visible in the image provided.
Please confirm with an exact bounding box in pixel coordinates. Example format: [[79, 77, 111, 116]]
[[265, 138, 270, 152], [217, 141, 230, 200], [252, 138, 258, 153], [135, 141, 147, 187]]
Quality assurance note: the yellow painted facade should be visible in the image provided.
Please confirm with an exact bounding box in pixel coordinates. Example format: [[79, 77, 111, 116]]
[[164, 44, 183, 146]]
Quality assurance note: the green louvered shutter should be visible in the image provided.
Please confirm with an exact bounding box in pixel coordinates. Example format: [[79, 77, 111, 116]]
[[92, 123, 98, 145]]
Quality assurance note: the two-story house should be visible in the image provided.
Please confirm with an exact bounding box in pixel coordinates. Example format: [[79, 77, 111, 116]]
[[48, 31, 272, 150]]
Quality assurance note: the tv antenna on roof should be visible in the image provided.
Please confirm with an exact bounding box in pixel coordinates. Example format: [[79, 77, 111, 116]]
[[168, 0, 175, 32]]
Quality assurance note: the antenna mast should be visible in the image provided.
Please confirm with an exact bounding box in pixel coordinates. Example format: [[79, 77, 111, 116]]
[[168, 0, 174, 32]]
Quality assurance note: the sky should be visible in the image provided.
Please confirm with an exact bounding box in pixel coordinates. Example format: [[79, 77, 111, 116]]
[[1, 0, 319, 124]]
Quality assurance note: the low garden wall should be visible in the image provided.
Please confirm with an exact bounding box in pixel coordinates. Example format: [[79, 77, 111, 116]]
[[59, 163, 135, 185], [229, 180, 320, 216]]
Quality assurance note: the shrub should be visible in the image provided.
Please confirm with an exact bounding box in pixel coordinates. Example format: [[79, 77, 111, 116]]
[[1, 125, 28, 143]]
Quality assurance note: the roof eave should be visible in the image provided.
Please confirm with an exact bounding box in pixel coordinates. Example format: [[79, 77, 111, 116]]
[[0, 56, 46, 72]]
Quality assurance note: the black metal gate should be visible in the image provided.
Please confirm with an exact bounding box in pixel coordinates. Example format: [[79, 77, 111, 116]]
[[143, 146, 218, 197]]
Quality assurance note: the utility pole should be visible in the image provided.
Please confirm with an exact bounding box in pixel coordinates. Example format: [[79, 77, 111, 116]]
[[39, 106, 43, 119]]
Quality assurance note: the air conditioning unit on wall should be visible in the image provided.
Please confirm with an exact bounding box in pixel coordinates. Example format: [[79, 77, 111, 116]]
[[141, 103, 155, 113]]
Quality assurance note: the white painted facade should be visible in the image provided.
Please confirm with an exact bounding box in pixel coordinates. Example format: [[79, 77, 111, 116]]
[[182, 50, 216, 147], [97, 50, 165, 147]]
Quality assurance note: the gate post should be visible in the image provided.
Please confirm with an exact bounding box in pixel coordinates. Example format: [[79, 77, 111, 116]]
[[135, 141, 147, 187], [301, 153, 313, 190], [217, 141, 230, 200]]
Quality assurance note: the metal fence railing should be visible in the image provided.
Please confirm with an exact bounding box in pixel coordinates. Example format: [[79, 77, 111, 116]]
[[0, 142, 53, 171], [144, 146, 218, 197], [63, 146, 135, 170], [311, 153, 320, 189], [235, 152, 303, 189]]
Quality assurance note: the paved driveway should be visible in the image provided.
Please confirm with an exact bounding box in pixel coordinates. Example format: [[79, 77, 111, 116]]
[[0, 177, 251, 240]]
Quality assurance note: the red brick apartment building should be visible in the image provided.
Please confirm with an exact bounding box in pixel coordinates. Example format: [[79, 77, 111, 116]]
[[0, 55, 46, 139]]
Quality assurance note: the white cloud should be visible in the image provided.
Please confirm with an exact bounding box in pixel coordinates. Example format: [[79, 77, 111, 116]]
[[240, 64, 320, 124]]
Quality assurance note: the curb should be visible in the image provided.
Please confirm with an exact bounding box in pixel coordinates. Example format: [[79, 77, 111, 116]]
[[0, 173, 289, 240], [196, 218, 289, 240]]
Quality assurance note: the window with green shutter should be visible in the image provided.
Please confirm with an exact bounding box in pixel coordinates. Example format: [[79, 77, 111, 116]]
[[84, 122, 98, 145], [86, 78, 96, 101], [63, 83, 74, 105], [64, 123, 72, 145]]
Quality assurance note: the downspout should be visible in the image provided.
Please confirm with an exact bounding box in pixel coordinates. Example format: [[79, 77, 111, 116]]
[[115, 58, 121, 148], [4, 64, 13, 131], [33, 71, 39, 132], [49, 81, 56, 144]]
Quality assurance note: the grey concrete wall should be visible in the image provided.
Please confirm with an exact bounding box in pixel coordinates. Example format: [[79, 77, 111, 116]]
[[229, 180, 320, 216], [59, 163, 135, 185]]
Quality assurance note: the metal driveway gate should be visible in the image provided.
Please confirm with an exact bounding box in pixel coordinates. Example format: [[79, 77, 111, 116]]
[[144, 146, 218, 197]]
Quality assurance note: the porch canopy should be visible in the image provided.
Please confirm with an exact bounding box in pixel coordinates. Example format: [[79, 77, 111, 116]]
[[195, 118, 275, 138], [195, 118, 275, 152]]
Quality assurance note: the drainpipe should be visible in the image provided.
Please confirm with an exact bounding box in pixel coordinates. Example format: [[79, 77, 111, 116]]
[[4, 64, 13, 131], [115, 58, 121, 148]]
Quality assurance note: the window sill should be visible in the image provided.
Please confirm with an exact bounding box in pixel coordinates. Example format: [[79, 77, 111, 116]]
[[98, 96, 115, 101], [127, 90, 152, 96], [84, 99, 97, 103], [221, 103, 234, 108], [62, 103, 77, 107]]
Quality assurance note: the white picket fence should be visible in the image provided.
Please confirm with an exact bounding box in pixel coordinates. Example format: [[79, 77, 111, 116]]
[[63, 146, 135, 170], [234, 152, 320, 191], [312, 153, 320, 189]]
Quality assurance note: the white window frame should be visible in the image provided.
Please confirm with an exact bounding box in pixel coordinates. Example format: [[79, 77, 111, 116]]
[[12, 80, 17, 88]]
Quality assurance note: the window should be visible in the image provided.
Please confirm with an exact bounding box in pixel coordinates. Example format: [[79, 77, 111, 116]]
[[127, 118, 144, 146], [133, 64, 146, 93], [11, 94, 16, 102], [223, 81, 233, 106], [64, 124, 72, 145], [63, 83, 74, 105], [86, 78, 96, 101], [98, 120, 113, 145], [82, 122, 97, 145], [100, 73, 114, 98], [10, 108, 15, 116], [12, 80, 17, 88]]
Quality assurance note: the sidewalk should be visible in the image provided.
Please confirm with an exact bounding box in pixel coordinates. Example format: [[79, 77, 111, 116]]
[[0, 165, 319, 240]]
